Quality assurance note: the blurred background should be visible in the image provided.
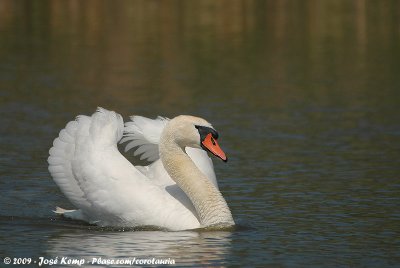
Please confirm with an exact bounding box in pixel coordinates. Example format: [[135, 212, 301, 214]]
[[1, 0, 399, 267]]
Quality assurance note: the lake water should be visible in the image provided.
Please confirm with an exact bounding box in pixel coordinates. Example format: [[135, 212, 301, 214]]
[[1, 1, 400, 267]]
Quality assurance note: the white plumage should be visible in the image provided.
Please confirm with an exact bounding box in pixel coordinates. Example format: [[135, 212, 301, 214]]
[[48, 108, 233, 230]]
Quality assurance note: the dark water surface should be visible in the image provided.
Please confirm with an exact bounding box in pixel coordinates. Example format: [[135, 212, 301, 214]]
[[1, 1, 400, 267]]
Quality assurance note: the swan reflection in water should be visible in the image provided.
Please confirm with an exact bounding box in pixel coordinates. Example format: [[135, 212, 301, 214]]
[[46, 228, 233, 266]]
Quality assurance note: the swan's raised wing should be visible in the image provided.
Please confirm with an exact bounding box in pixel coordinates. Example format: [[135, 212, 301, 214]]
[[120, 116, 169, 162]]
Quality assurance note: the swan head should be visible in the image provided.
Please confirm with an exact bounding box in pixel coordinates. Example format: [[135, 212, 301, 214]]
[[164, 115, 227, 162]]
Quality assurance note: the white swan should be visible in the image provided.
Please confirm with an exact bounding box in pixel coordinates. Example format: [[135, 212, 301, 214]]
[[48, 108, 234, 231]]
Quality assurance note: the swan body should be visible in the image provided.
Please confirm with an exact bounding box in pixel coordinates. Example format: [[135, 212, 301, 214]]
[[48, 108, 234, 230]]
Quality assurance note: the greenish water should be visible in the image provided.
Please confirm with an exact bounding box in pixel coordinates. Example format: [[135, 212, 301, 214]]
[[1, 1, 400, 267]]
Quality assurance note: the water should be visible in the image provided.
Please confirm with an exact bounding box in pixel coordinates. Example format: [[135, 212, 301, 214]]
[[1, 1, 400, 267]]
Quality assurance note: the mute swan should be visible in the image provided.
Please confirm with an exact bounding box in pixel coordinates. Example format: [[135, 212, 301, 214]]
[[48, 108, 234, 231]]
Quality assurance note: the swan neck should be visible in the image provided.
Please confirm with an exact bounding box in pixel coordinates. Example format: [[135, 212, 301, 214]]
[[159, 136, 234, 227]]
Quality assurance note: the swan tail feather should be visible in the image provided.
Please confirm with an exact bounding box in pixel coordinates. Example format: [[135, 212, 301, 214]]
[[54, 207, 88, 222]]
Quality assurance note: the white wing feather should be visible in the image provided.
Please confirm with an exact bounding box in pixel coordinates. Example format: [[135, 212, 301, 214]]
[[120, 116, 169, 162]]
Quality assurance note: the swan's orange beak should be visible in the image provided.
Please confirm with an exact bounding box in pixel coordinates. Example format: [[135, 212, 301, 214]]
[[201, 133, 227, 162]]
